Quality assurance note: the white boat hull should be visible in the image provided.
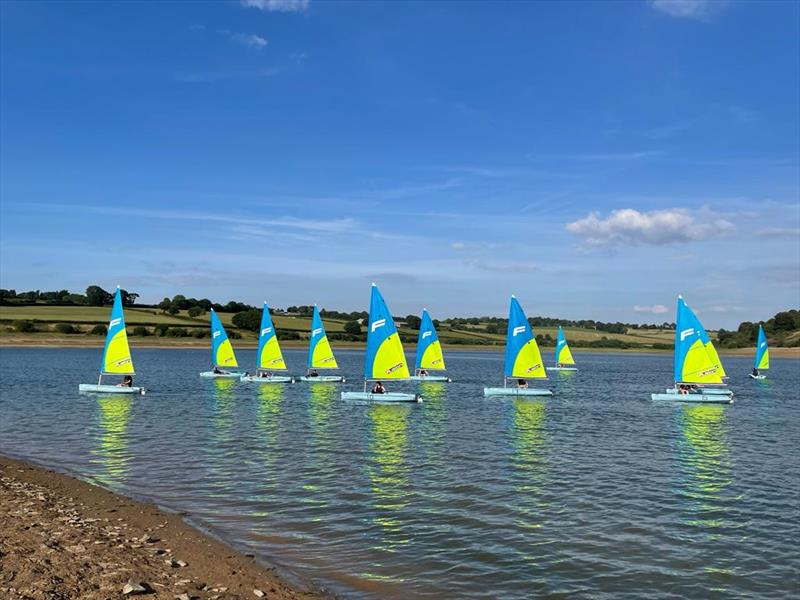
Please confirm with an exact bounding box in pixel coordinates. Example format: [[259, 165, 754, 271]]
[[341, 391, 421, 403], [200, 371, 245, 379], [665, 387, 732, 396], [546, 367, 578, 372], [651, 392, 732, 404], [408, 375, 451, 382], [241, 375, 293, 383], [79, 384, 143, 395], [483, 387, 553, 397], [298, 375, 345, 383], [749, 374, 766, 379]]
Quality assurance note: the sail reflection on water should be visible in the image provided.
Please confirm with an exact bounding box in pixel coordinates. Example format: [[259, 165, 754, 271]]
[[90, 395, 133, 489], [510, 399, 549, 534]]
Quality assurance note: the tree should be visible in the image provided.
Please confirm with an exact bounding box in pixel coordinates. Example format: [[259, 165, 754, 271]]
[[232, 309, 262, 332], [171, 294, 189, 310], [404, 315, 422, 330], [158, 298, 172, 312], [85, 285, 112, 306], [344, 320, 361, 335], [485, 323, 499, 334], [167, 304, 180, 316], [188, 306, 204, 318], [120, 289, 139, 307]]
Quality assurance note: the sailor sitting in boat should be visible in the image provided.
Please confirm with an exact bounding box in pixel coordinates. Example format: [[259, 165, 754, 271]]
[[259, 371, 273, 378], [308, 369, 319, 377], [752, 367, 760, 377], [212, 365, 228, 375], [517, 379, 528, 388], [418, 369, 428, 377], [372, 381, 386, 394], [116, 375, 133, 388]]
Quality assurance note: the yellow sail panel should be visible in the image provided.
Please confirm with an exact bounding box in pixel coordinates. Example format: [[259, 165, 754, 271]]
[[511, 339, 547, 379], [311, 335, 338, 369], [419, 340, 446, 370], [258, 336, 286, 370], [370, 332, 410, 379], [758, 349, 769, 369], [703, 341, 726, 378], [215, 338, 239, 368], [681, 339, 723, 384], [558, 344, 576, 365], [103, 329, 134, 374]]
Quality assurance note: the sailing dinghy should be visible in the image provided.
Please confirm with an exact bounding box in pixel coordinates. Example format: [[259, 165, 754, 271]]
[[79, 287, 144, 395], [408, 309, 451, 382], [750, 324, 769, 379], [484, 296, 552, 397], [298, 305, 345, 382], [546, 326, 578, 371], [651, 296, 732, 404], [341, 284, 420, 403], [199, 309, 244, 379], [241, 302, 293, 383]]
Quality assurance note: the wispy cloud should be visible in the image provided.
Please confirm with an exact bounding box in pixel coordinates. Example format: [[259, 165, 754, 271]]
[[175, 67, 279, 83], [645, 118, 696, 140], [467, 259, 538, 273], [566, 208, 736, 247], [241, 0, 310, 13], [229, 32, 268, 49], [649, 0, 728, 20], [757, 227, 800, 239], [527, 151, 662, 162], [634, 304, 669, 314]]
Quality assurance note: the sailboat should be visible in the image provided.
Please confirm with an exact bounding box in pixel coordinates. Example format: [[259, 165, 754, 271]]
[[199, 309, 244, 379], [79, 286, 144, 394], [484, 296, 552, 397], [651, 296, 732, 404], [298, 305, 345, 382], [750, 324, 769, 379], [408, 309, 451, 382], [662, 297, 732, 396], [241, 302, 293, 383], [546, 325, 578, 371], [341, 284, 420, 403]]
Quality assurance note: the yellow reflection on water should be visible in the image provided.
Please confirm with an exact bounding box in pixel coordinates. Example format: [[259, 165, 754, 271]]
[[212, 378, 237, 442], [511, 399, 549, 534], [419, 382, 446, 457], [677, 404, 736, 530], [367, 403, 412, 552], [308, 383, 335, 439], [91, 395, 132, 489]]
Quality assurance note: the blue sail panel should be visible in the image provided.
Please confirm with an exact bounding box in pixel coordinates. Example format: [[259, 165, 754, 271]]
[[674, 296, 721, 384], [755, 324, 769, 369], [257, 302, 286, 370], [364, 284, 410, 380], [210, 309, 238, 368]]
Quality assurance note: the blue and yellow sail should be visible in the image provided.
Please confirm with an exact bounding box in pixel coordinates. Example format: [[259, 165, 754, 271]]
[[257, 302, 287, 371], [683, 300, 727, 378], [210, 309, 239, 368], [101, 287, 134, 375], [754, 324, 769, 370], [504, 296, 546, 379], [364, 284, 410, 380], [674, 296, 723, 385], [554, 325, 575, 366], [308, 305, 338, 370], [414, 309, 446, 371]]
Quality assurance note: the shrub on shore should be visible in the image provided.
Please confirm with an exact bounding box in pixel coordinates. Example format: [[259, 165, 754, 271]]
[[13, 320, 37, 333], [90, 324, 107, 335], [54, 323, 79, 334], [131, 326, 150, 336], [166, 327, 188, 337]]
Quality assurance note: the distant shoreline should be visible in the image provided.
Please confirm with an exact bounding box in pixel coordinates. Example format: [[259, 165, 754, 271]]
[[1, 337, 798, 358]]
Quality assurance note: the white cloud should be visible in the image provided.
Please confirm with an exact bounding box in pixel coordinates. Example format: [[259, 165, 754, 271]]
[[241, 0, 309, 12], [566, 208, 735, 246], [649, 0, 727, 20], [467, 259, 538, 273], [229, 33, 267, 49], [634, 304, 669, 314], [757, 227, 800, 239], [451, 242, 466, 249]]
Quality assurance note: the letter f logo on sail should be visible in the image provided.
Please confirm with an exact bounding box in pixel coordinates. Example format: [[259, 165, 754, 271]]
[[680, 328, 695, 341], [372, 319, 386, 332], [422, 331, 432, 339], [513, 326, 526, 337]]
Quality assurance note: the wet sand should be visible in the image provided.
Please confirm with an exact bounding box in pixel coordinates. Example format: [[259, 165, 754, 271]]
[[0, 455, 324, 600]]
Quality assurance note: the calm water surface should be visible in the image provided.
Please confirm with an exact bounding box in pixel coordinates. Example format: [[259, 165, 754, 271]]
[[1, 348, 798, 599]]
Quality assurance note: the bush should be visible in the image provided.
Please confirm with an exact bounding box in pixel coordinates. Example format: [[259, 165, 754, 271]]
[[154, 324, 169, 337], [90, 324, 107, 335], [54, 323, 78, 334], [344, 320, 361, 335], [166, 327, 188, 337], [188, 306, 204, 318], [12, 320, 37, 332], [232, 309, 261, 332], [191, 329, 207, 338], [132, 326, 150, 337], [228, 330, 242, 339]]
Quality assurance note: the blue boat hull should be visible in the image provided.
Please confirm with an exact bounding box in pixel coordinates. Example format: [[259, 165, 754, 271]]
[[341, 391, 421, 403], [408, 375, 451, 382], [78, 384, 143, 395], [651, 393, 732, 404], [200, 371, 244, 379], [665, 387, 732, 396], [241, 375, 293, 383], [298, 375, 345, 383], [483, 387, 552, 397]]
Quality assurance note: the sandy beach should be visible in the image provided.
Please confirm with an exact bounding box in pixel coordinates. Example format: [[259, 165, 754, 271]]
[[0, 455, 323, 600]]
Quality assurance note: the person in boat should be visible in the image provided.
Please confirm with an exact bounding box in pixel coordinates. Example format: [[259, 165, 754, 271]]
[[517, 379, 528, 389], [678, 384, 688, 395], [308, 369, 319, 377], [212, 365, 225, 375], [372, 381, 386, 394], [419, 369, 428, 377], [259, 371, 272, 378], [116, 375, 133, 387], [752, 367, 759, 377]]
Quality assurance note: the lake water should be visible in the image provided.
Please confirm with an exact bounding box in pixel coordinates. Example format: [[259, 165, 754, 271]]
[[1, 347, 798, 599]]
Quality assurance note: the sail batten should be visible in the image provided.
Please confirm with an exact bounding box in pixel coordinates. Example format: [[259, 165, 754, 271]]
[[504, 296, 547, 379], [257, 302, 287, 371], [674, 297, 722, 385], [210, 309, 239, 368], [101, 288, 135, 375], [554, 326, 576, 366], [755, 324, 769, 370], [415, 309, 446, 371], [364, 284, 410, 380], [308, 306, 339, 369]]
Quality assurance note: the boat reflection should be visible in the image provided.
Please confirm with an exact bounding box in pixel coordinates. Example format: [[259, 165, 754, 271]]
[[419, 382, 446, 457], [90, 395, 133, 490], [212, 378, 237, 443], [367, 403, 412, 551], [510, 399, 549, 534]]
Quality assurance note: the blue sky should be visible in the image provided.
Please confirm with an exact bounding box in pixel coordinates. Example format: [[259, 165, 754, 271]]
[[1, 0, 798, 327]]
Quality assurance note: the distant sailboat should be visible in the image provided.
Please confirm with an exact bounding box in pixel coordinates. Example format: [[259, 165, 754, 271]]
[[484, 296, 552, 397], [751, 324, 769, 379], [298, 305, 345, 383], [341, 284, 420, 403], [651, 296, 732, 404], [409, 309, 451, 382], [241, 302, 293, 383], [546, 326, 578, 371], [199, 309, 244, 379], [79, 287, 143, 394]]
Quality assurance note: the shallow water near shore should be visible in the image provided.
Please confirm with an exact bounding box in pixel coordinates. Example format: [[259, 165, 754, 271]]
[[1, 347, 799, 599]]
